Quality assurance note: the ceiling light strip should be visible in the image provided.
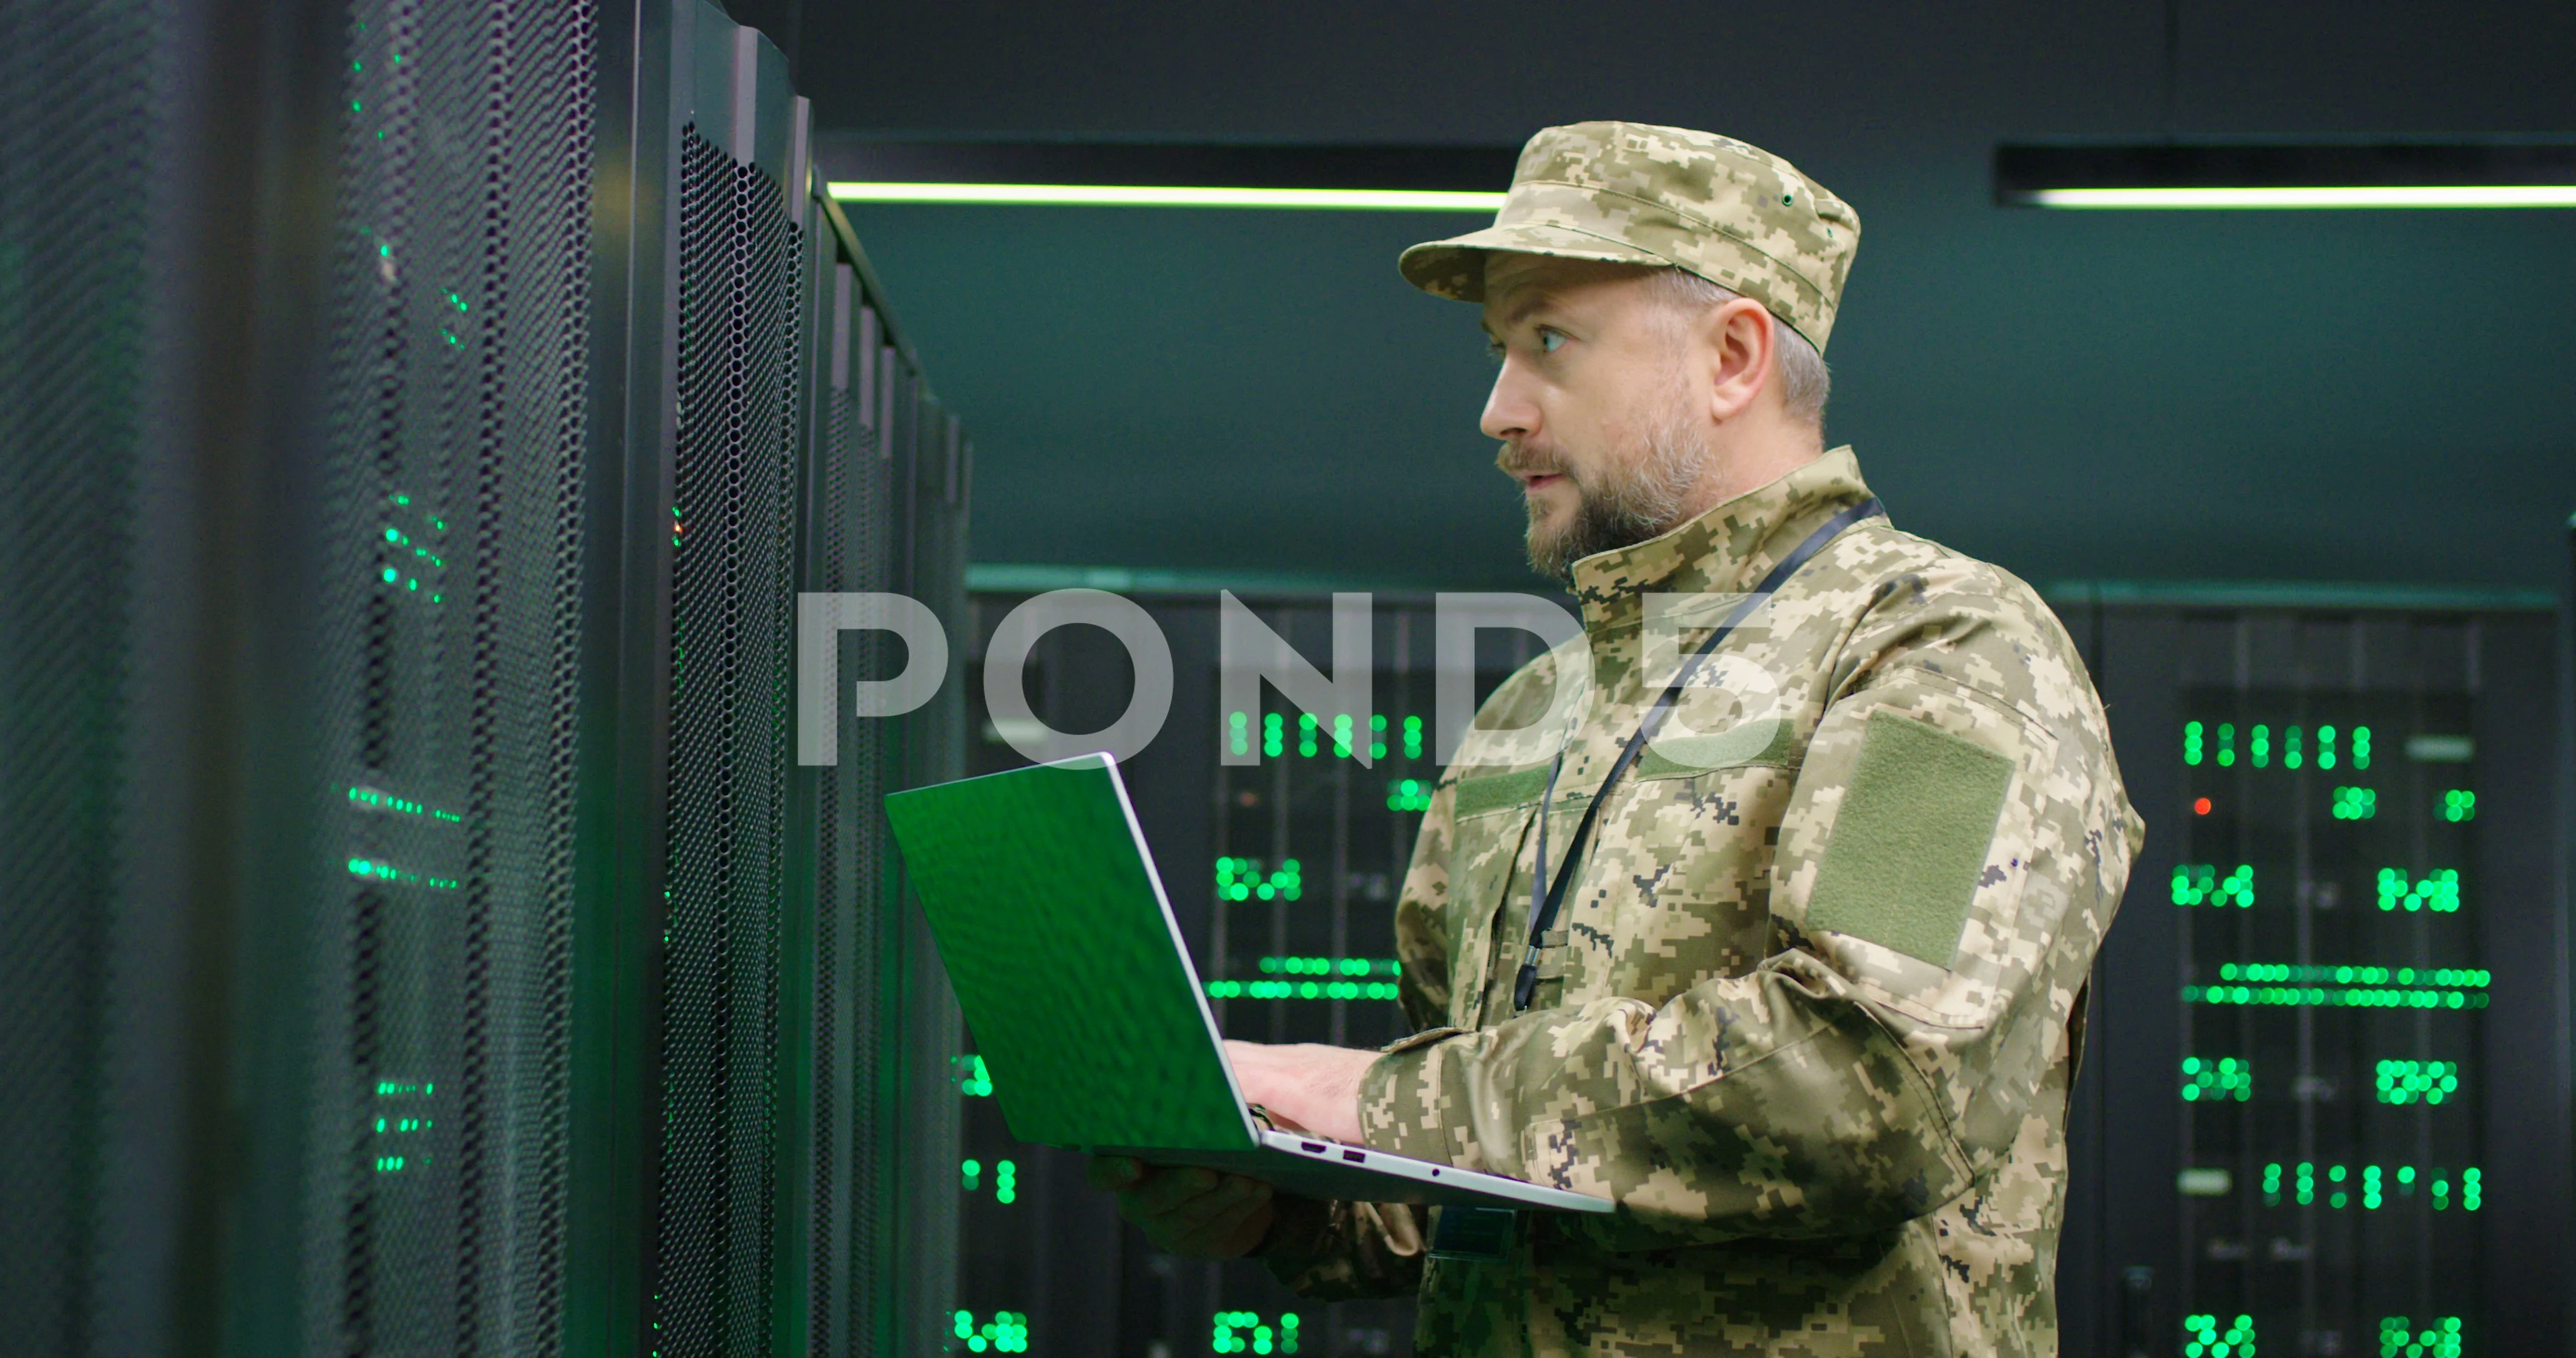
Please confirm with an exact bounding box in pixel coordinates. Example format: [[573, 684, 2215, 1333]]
[[828, 181, 1507, 211], [2025, 185, 2576, 209]]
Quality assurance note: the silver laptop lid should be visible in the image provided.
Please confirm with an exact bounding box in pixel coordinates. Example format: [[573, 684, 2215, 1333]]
[[884, 753, 1260, 1152]]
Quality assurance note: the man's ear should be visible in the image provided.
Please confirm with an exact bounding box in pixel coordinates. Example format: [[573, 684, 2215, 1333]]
[[1703, 297, 1774, 424]]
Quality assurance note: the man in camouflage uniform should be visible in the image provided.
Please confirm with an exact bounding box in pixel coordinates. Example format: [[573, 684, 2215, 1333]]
[[1090, 122, 2141, 1356]]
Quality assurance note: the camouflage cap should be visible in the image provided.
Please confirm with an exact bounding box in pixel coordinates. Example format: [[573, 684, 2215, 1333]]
[[1399, 122, 1860, 352]]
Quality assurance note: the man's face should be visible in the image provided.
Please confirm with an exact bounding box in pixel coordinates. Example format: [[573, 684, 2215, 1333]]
[[1479, 254, 1709, 580]]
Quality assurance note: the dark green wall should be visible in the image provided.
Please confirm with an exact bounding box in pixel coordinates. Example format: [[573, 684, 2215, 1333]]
[[759, 0, 2576, 592]]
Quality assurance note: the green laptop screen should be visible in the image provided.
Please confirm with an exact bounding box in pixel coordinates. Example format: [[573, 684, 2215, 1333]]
[[884, 758, 1255, 1152]]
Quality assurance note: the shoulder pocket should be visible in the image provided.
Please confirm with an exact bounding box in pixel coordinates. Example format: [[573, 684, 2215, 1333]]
[[1633, 718, 1797, 780]]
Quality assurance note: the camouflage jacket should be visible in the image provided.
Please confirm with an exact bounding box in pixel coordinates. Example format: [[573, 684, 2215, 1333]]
[[1263, 448, 2142, 1357]]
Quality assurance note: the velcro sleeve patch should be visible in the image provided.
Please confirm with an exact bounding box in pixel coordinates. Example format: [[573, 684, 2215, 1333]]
[[1453, 766, 1550, 816], [1805, 708, 2012, 968]]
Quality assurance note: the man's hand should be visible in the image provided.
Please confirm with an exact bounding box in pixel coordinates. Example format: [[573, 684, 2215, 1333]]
[[1223, 1039, 1379, 1145], [1085, 1157, 1275, 1258]]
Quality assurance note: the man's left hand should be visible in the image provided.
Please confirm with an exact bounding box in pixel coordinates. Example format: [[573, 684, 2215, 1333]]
[[1223, 1039, 1379, 1145]]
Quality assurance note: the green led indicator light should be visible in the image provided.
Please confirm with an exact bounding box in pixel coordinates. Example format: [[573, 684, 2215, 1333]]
[[2317, 724, 2338, 770], [956, 1053, 992, 1097], [345, 857, 459, 890], [1386, 778, 1431, 812], [1402, 715, 1424, 759], [952, 1311, 1029, 1354], [2331, 786, 2377, 819], [2378, 1317, 2463, 1358], [1208, 959, 1399, 1002], [1206, 979, 1399, 1001], [2375, 1059, 2461, 1105], [1258, 955, 1398, 977], [1216, 856, 1301, 902], [348, 785, 462, 823], [2441, 788, 2476, 822], [2353, 725, 2372, 768], [1213, 1311, 1299, 1355], [2185, 961, 2487, 1008], [2171, 864, 2253, 907], [2180, 1056, 2250, 1102], [2184, 720, 2203, 765], [960, 1157, 1011, 1200], [1227, 710, 1250, 757], [2251, 724, 2270, 768], [2183, 1314, 2254, 1358], [2376, 868, 2461, 913], [2216, 963, 2488, 985]]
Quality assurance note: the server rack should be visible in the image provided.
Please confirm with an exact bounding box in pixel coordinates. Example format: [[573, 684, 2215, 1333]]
[[0, 1, 970, 1354], [2058, 590, 2570, 1358]]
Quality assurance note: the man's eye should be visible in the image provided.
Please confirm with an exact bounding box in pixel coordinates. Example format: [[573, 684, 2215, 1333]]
[[1539, 329, 1565, 354]]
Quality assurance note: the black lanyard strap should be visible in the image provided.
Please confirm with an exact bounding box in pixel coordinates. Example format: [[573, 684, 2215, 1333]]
[[1514, 496, 1885, 1013]]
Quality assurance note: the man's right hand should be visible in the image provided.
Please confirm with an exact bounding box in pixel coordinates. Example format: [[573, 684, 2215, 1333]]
[[1085, 1156, 1275, 1259]]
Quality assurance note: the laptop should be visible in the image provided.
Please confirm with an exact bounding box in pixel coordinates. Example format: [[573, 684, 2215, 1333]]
[[882, 753, 1611, 1214]]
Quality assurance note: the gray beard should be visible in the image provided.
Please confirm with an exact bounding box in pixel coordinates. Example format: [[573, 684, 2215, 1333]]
[[1524, 399, 1710, 580]]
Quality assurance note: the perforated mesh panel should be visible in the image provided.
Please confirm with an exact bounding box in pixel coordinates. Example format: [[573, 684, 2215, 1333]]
[[316, 0, 594, 1351], [804, 289, 901, 1358], [886, 349, 969, 1355], [658, 124, 803, 1358], [0, 0, 155, 1347], [809, 375, 852, 1358]]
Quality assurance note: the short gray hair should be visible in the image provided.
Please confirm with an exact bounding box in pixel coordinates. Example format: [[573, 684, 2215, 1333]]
[[1645, 267, 1830, 430]]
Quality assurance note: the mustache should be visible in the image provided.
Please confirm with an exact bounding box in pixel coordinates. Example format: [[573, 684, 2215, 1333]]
[[1494, 443, 1568, 478]]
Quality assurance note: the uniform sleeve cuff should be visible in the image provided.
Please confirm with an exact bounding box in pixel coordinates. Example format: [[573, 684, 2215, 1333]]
[[1357, 1029, 1494, 1173]]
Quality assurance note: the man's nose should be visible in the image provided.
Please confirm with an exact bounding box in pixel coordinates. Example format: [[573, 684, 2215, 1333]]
[[1480, 359, 1537, 443]]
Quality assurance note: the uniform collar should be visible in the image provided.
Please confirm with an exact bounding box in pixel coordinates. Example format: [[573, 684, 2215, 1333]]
[[1566, 446, 1877, 632]]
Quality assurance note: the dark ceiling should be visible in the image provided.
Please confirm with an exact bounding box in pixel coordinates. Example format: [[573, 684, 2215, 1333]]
[[734, 0, 2576, 593]]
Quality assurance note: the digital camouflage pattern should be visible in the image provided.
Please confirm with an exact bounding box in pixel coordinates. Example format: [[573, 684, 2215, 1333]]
[[1398, 123, 1862, 353], [1261, 450, 2143, 1356]]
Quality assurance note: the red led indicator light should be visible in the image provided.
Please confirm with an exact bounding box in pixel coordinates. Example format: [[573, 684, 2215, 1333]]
[[2194, 797, 2212, 815]]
